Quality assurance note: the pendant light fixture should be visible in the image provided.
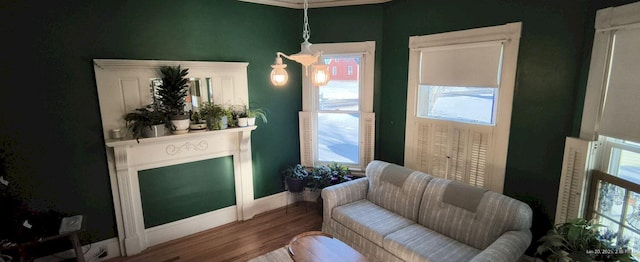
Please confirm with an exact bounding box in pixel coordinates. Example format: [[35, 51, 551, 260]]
[[270, 0, 330, 87]]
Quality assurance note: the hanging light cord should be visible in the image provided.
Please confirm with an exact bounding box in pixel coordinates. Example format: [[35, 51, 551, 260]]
[[302, 0, 310, 42]]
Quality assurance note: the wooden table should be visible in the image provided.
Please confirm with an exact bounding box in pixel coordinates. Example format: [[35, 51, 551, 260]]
[[0, 224, 85, 262], [287, 231, 367, 262]]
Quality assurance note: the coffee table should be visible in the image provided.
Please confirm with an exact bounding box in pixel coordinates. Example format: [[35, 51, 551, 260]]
[[287, 231, 367, 262]]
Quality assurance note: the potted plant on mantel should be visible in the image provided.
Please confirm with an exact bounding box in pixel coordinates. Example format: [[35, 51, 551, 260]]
[[124, 103, 169, 142], [247, 108, 268, 126], [156, 65, 190, 134], [199, 102, 227, 130], [234, 105, 249, 127]]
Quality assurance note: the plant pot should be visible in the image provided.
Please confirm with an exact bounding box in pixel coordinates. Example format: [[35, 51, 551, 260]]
[[170, 114, 190, 134], [248, 117, 256, 126], [189, 122, 207, 131], [285, 177, 305, 193], [238, 117, 248, 127], [142, 124, 165, 138], [220, 115, 228, 129]]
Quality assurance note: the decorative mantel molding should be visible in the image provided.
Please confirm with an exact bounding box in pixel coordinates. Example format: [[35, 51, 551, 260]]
[[105, 126, 257, 256], [94, 59, 254, 256]]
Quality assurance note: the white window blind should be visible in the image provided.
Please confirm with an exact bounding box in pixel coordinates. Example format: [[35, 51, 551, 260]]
[[598, 28, 640, 142], [419, 42, 503, 87]]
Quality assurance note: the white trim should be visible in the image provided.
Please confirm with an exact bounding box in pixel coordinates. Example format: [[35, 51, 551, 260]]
[[94, 59, 249, 70], [33, 190, 313, 261], [145, 206, 238, 247], [94, 59, 256, 256], [412, 39, 506, 52], [580, 1, 640, 141], [404, 22, 522, 193], [594, 1, 640, 30], [105, 129, 256, 256], [409, 22, 521, 49], [300, 41, 376, 170], [237, 0, 391, 9], [307, 41, 376, 113], [34, 237, 121, 262]]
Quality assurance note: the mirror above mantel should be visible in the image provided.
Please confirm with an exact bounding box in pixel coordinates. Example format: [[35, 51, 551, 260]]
[[93, 59, 249, 141]]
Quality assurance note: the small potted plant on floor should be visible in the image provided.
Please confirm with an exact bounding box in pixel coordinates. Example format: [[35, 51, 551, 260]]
[[308, 162, 353, 191], [308, 162, 353, 213], [124, 103, 169, 142], [156, 65, 190, 134], [281, 164, 310, 193]]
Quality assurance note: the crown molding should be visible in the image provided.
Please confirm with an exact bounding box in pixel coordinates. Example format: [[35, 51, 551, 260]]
[[238, 0, 391, 9]]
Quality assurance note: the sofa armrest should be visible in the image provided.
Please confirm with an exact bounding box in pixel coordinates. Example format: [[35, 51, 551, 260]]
[[321, 177, 368, 223], [470, 230, 532, 262]]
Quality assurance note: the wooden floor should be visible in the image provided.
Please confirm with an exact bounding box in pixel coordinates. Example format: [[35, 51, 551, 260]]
[[106, 203, 322, 262]]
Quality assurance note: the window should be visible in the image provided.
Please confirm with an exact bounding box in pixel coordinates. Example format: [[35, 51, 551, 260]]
[[318, 56, 360, 163], [571, 1, 640, 256], [417, 86, 498, 125], [590, 137, 640, 256], [300, 41, 375, 171], [404, 22, 522, 193], [603, 138, 640, 184], [347, 66, 353, 76]]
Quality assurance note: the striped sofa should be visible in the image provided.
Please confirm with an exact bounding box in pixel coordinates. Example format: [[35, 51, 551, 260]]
[[321, 160, 532, 262]]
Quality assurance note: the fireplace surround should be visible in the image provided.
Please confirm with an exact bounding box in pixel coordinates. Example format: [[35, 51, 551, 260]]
[[94, 59, 255, 256]]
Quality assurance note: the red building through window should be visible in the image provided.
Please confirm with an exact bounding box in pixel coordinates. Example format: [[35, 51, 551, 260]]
[[326, 57, 359, 81]]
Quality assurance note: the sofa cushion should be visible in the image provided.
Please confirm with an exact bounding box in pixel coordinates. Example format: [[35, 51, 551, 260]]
[[333, 199, 415, 246], [418, 178, 533, 250], [384, 224, 480, 262], [366, 160, 432, 221]]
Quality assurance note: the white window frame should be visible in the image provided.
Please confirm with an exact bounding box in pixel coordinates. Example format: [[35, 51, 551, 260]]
[[580, 1, 640, 174], [555, 1, 640, 226], [404, 22, 522, 193], [299, 41, 376, 171], [580, 1, 640, 142]]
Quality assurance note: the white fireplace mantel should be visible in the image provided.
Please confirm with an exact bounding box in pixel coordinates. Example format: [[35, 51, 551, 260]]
[[93, 59, 256, 256], [105, 126, 257, 256]]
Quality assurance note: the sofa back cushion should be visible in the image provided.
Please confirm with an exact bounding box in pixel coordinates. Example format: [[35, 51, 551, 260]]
[[417, 178, 532, 249], [366, 160, 432, 221]]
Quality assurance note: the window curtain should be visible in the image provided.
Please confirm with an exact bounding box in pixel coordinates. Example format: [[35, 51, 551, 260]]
[[419, 42, 503, 87], [598, 28, 640, 142]]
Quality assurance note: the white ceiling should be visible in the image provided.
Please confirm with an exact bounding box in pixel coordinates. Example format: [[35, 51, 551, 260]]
[[238, 0, 392, 9]]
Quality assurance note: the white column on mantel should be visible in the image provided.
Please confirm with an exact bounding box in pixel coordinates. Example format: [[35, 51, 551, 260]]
[[106, 126, 257, 256]]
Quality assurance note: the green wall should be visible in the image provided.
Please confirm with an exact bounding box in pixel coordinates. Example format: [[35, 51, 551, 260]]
[[1, 0, 639, 252], [0, 0, 301, 242], [139, 156, 235, 228]]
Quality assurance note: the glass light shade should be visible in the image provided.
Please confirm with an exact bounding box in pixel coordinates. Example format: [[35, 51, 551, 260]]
[[311, 64, 330, 86], [270, 67, 288, 87]]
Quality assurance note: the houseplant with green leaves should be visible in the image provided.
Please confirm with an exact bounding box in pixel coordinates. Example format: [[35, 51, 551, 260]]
[[124, 103, 169, 142], [199, 102, 227, 130], [535, 218, 634, 261], [247, 108, 268, 126], [308, 162, 353, 191], [307, 162, 354, 213], [234, 105, 249, 127], [281, 164, 310, 193], [156, 65, 190, 133]]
